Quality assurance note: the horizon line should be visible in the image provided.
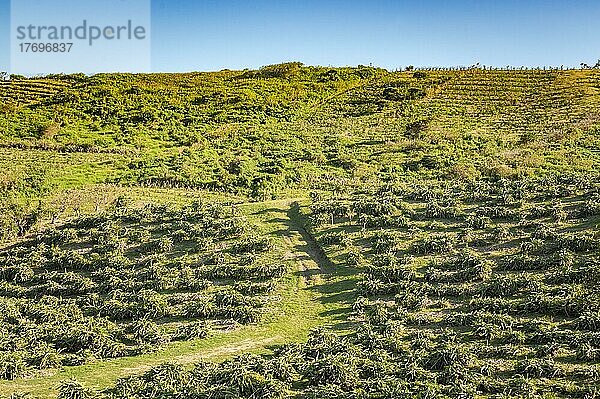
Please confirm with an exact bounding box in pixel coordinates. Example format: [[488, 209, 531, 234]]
[[3, 61, 600, 79]]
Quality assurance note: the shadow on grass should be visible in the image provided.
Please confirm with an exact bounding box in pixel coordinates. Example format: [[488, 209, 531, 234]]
[[250, 201, 359, 332], [285, 202, 360, 331]]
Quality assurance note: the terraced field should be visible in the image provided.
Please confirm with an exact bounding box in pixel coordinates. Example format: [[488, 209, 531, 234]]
[[0, 78, 72, 106]]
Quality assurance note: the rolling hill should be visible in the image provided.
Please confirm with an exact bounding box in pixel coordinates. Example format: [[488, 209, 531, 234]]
[[1, 63, 599, 398]]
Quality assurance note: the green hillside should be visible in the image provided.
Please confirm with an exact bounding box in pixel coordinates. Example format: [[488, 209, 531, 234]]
[[2, 65, 599, 197], [1, 64, 599, 398]]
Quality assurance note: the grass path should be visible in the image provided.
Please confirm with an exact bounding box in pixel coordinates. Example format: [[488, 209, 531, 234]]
[[0, 199, 357, 398]]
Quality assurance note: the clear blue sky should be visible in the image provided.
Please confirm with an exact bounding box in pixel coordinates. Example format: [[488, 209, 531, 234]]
[[1, 0, 599, 73]]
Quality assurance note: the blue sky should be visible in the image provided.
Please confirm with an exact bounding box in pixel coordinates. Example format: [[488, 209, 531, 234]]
[[1, 0, 599, 73]]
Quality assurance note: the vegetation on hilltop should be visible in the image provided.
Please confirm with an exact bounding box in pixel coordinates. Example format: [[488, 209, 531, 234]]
[[1, 65, 599, 201]]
